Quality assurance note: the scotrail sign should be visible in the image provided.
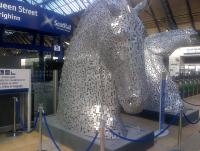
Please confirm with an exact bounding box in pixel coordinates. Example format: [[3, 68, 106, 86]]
[[0, 0, 73, 36]]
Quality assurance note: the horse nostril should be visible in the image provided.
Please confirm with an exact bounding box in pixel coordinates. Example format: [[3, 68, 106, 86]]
[[120, 93, 144, 114]]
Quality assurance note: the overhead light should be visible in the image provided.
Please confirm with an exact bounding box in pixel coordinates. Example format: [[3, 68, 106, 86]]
[[53, 56, 58, 60], [65, 42, 70, 45], [5, 30, 14, 35], [21, 59, 26, 66]]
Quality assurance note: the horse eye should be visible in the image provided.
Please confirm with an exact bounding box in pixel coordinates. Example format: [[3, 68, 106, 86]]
[[108, 4, 121, 17]]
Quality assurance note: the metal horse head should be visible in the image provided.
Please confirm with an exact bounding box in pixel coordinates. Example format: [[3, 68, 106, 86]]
[[101, 0, 148, 113], [57, 0, 148, 139]]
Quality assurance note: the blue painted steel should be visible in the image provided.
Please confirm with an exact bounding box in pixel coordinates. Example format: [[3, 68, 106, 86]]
[[0, 0, 73, 36], [0, 42, 53, 52], [0, 88, 28, 94], [160, 78, 167, 130]]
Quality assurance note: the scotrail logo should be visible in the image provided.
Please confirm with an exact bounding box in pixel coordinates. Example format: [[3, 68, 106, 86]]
[[42, 15, 54, 27], [54, 20, 72, 32], [42, 15, 72, 33]]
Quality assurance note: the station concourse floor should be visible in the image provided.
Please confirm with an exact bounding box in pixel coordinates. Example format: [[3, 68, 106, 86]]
[[0, 95, 200, 151]]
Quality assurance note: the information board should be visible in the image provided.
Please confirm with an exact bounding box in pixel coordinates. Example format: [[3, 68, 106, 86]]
[[0, 0, 73, 36], [0, 69, 31, 91]]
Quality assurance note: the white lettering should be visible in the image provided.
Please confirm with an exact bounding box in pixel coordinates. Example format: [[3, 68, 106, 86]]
[[0, 2, 17, 11], [0, 12, 20, 21], [54, 20, 71, 32], [18, 6, 38, 16]]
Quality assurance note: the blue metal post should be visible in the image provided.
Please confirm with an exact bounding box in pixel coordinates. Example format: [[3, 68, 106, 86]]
[[159, 72, 167, 131]]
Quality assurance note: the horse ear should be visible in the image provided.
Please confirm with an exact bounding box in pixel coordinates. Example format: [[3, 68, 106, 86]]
[[133, 0, 148, 14]]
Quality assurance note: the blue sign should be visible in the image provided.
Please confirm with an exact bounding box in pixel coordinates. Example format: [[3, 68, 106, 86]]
[[0, 0, 73, 36]]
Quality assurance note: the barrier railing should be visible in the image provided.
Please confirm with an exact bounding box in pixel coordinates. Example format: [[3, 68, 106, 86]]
[[109, 112, 179, 142], [15, 99, 200, 151], [183, 99, 200, 106], [43, 112, 62, 151], [182, 99, 200, 124], [34, 104, 99, 151], [85, 131, 99, 151], [14, 97, 196, 151]]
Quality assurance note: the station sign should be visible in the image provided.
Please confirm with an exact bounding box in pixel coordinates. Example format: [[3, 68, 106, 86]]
[[0, 0, 73, 36], [0, 69, 31, 92]]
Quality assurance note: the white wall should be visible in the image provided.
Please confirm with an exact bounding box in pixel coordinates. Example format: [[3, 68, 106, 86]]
[[169, 46, 200, 76]]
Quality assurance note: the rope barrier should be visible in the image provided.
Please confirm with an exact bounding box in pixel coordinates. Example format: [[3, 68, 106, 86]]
[[109, 113, 179, 142], [33, 111, 40, 130], [43, 112, 99, 151], [182, 99, 200, 124], [183, 112, 200, 124], [85, 131, 99, 151], [43, 112, 62, 151], [183, 99, 200, 107], [109, 128, 153, 142]]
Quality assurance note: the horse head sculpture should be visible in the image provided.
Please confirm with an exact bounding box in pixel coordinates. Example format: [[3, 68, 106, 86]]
[[57, 0, 148, 139]]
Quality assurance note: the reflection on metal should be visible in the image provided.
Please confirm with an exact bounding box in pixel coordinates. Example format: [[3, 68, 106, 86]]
[[57, 0, 148, 139]]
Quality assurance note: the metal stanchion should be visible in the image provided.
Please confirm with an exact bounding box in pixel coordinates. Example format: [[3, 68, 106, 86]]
[[155, 72, 169, 137], [13, 97, 17, 137], [178, 109, 183, 151], [53, 70, 58, 114], [171, 109, 183, 151], [99, 120, 105, 151], [38, 104, 47, 151], [197, 79, 198, 95], [7, 97, 22, 137]]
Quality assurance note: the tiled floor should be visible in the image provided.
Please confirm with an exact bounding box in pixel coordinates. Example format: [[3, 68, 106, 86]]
[[0, 131, 73, 151], [0, 95, 200, 151]]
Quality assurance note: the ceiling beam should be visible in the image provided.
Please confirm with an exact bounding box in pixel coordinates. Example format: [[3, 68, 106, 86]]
[[185, 0, 196, 30], [147, 0, 161, 32], [160, 0, 177, 30]]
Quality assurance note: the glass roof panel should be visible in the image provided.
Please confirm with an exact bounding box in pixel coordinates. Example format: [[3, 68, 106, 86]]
[[18, 0, 94, 15]]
